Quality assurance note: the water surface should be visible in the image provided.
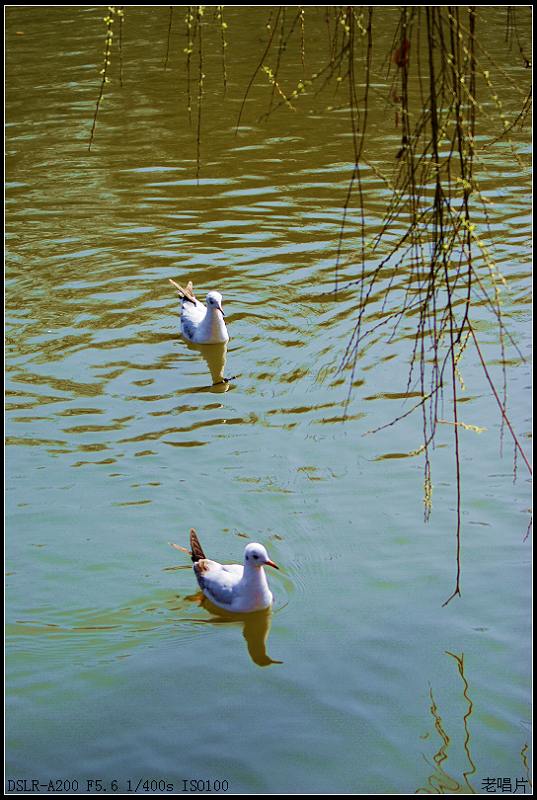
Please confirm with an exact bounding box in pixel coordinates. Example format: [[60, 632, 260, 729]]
[[6, 7, 532, 794]]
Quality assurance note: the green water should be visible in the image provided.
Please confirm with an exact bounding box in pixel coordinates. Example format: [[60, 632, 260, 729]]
[[6, 7, 532, 794]]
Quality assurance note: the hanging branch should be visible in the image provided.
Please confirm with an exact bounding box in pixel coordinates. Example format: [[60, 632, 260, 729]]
[[329, 7, 529, 601], [299, 6, 305, 75], [235, 8, 281, 134], [184, 6, 195, 126], [195, 6, 204, 183], [117, 6, 124, 88], [468, 321, 532, 477], [164, 6, 173, 71], [88, 7, 117, 152], [334, 9, 372, 298], [216, 5, 228, 94]]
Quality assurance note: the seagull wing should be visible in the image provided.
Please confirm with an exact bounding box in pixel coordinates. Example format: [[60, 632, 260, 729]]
[[194, 560, 243, 608], [174, 285, 205, 341]]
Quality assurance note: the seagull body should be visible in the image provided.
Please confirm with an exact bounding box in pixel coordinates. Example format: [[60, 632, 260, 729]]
[[169, 279, 229, 344], [186, 529, 279, 613]]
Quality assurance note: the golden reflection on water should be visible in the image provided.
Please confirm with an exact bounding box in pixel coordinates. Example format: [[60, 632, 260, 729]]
[[197, 595, 282, 668], [416, 652, 476, 795], [191, 342, 231, 394]]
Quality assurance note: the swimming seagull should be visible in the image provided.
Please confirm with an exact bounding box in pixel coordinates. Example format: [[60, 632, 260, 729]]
[[169, 279, 229, 344], [173, 529, 279, 613]]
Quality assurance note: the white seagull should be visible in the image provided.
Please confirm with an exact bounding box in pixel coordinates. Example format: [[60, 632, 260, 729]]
[[169, 279, 229, 344], [175, 529, 279, 613]]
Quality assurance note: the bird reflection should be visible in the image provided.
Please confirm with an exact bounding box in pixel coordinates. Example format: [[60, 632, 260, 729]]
[[187, 341, 232, 394], [188, 593, 282, 667]]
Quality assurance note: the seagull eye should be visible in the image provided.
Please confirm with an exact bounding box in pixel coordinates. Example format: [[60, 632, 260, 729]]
[[253, 554, 258, 560]]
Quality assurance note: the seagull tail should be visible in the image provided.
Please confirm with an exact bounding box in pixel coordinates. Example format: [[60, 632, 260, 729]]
[[189, 528, 206, 563], [168, 278, 196, 304]]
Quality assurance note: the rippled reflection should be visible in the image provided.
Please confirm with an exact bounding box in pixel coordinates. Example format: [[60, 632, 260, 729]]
[[190, 341, 231, 394], [196, 595, 282, 667], [416, 651, 476, 794]]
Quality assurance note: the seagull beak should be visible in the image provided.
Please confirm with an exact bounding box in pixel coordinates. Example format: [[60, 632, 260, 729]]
[[265, 559, 279, 570], [216, 304, 225, 317]]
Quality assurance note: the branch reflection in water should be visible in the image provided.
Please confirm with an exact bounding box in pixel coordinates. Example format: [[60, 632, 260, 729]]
[[416, 651, 477, 794]]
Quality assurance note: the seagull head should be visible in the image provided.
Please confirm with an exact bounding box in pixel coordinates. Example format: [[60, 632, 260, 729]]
[[206, 291, 225, 317], [244, 542, 279, 570]]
